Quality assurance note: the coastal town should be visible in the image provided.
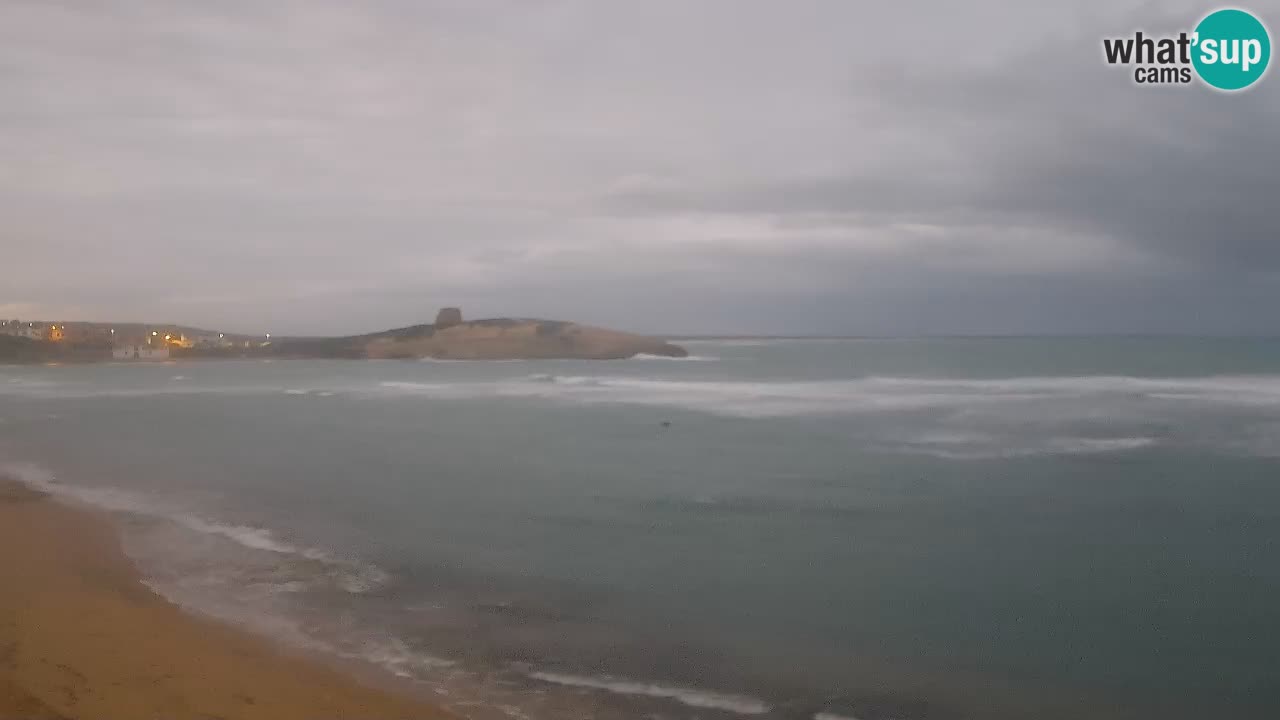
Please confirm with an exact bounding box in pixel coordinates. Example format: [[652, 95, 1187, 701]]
[[0, 319, 267, 361]]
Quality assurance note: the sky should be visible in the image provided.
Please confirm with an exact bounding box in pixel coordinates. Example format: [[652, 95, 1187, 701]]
[[3, 0, 1279, 336]]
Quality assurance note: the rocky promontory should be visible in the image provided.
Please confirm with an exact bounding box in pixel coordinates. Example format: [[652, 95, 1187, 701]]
[[0, 309, 687, 363], [363, 310, 687, 360]]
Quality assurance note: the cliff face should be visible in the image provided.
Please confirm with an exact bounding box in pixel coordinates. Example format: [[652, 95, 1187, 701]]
[[365, 318, 687, 360]]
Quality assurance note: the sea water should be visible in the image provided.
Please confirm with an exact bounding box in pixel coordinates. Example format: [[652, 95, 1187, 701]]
[[3, 337, 1279, 719]]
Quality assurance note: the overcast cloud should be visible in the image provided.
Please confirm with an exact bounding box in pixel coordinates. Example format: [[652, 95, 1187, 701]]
[[3, 0, 1278, 335]]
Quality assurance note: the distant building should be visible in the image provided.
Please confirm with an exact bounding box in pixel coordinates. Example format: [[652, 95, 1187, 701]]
[[17, 323, 44, 340], [436, 307, 463, 329], [112, 342, 170, 361]]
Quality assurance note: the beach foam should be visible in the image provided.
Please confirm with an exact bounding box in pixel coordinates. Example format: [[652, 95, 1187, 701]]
[[0, 461, 388, 594], [527, 671, 771, 715]]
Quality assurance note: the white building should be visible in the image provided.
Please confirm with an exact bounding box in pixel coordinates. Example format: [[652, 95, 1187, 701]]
[[112, 343, 170, 361], [18, 323, 45, 340]]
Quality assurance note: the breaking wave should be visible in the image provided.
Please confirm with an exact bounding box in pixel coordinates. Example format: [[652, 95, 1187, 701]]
[[378, 374, 1280, 418], [632, 353, 719, 362], [528, 671, 770, 715], [897, 435, 1158, 460], [0, 461, 388, 593]]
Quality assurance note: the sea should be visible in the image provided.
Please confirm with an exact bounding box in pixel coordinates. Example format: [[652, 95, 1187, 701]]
[[2, 337, 1278, 720]]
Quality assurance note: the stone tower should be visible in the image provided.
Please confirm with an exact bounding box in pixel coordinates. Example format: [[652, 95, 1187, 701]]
[[435, 307, 463, 329]]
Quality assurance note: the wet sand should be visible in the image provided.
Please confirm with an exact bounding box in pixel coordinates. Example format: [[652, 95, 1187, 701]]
[[0, 478, 450, 720]]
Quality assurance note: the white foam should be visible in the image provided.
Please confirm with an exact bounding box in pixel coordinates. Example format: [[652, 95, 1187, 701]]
[[0, 461, 388, 594], [632, 353, 719, 362], [1048, 436, 1156, 453], [379, 373, 1280, 419], [0, 460, 56, 486], [528, 671, 770, 715], [678, 339, 782, 347], [345, 636, 455, 678], [172, 513, 324, 558], [898, 434, 1157, 459], [417, 357, 526, 363], [679, 338, 862, 347], [382, 374, 1031, 417]]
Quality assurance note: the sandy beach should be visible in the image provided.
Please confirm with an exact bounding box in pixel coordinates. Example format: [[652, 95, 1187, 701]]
[[0, 477, 449, 720]]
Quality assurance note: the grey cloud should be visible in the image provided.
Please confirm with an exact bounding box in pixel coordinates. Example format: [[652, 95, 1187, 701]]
[[607, 1, 1280, 276], [3, 0, 1279, 334]]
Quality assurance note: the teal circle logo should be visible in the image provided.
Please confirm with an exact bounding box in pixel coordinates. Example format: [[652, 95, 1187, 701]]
[[1192, 8, 1271, 90]]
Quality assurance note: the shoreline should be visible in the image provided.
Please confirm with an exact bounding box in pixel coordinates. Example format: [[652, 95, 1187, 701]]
[[0, 477, 450, 720]]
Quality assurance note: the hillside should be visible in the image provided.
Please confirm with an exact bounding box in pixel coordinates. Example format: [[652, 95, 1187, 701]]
[[362, 317, 687, 360], [0, 309, 686, 362]]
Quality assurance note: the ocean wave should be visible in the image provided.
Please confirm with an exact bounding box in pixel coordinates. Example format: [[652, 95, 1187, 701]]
[[0, 383, 262, 399], [856, 374, 1280, 402], [0, 382, 343, 400], [677, 339, 780, 347], [632, 353, 719, 362], [336, 635, 456, 679], [678, 338, 862, 347], [894, 434, 1158, 459], [0, 461, 388, 594], [379, 373, 1280, 418], [417, 357, 527, 363], [528, 671, 770, 715], [11, 369, 1280, 418], [524, 374, 601, 386], [901, 435, 1162, 456], [1050, 436, 1156, 453]]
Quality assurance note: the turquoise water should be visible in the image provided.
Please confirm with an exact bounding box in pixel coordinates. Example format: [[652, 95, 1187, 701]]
[[2, 338, 1279, 719]]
